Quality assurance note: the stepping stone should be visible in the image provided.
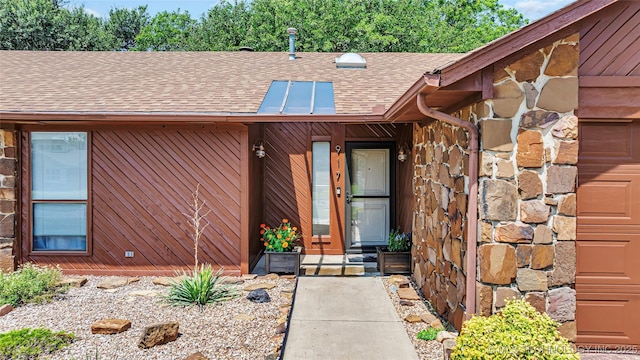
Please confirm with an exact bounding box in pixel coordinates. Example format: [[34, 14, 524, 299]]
[[184, 352, 209, 360], [257, 273, 279, 280], [153, 276, 185, 286], [398, 287, 420, 300], [234, 314, 256, 321], [138, 321, 179, 349], [420, 312, 437, 323], [241, 274, 258, 280], [57, 276, 88, 288], [0, 304, 14, 316], [129, 290, 160, 297], [91, 318, 131, 334], [280, 275, 296, 280], [220, 276, 244, 285], [97, 277, 140, 289], [404, 314, 422, 323], [399, 300, 415, 306], [243, 283, 276, 291]]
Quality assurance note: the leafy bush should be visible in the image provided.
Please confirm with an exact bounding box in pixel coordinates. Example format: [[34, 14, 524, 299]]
[[451, 299, 579, 360], [417, 327, 441, 341], [0, 328, 74, 359], [387, 228, 411, 252], [0, 263, 66, 307], [166, 264, 238, 310]]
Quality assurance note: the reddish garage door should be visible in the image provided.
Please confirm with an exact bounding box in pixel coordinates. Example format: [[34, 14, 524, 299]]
[[577, 120, 640, 347]]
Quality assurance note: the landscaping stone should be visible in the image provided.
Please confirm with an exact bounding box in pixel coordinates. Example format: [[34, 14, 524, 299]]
[[520, 200, 550, 224], [551, 242, 576, 286], [436, 331, 457, 343], [480, 120, 514, 151], [551, 115, 578, 139], [138, 321, 179, 349], [480, 180, 517, 221], [234, 314, 256, 321], [389, 275, 410, 288], [495, 287, 520, 308], [554, 141, 578, 165], [523, 83, 539, 109], [153, 276, 185, 286], [57, 276, 88, 288], [553, 215, 577, 240], [516, 244, 532, 267], [420, 312, 438, 324], [281, 285, 295, 293], [243, 283, 276, 291], [0, 304, 13, 316], [275, 322, 287, 334], [510, 50, 544, 82], [91, 318, 131, 335], [430, 319, 444, 329], [443, 339, 457, 359], [220, 276, 244, 285], [478, 244, 517, 284], [531, 245, 554, 269], [495, 223, 534, 243], [516, 130, 544, 168], [257, 273, 279, 281], [525, 292, 546, 313], [533, 225, 553, 244], [558, 321, 577, 342], [518, 170, 543, 200], [537, 78, 578, 113], [520, 110, 559, 129], [97, 277, 140, 289], [398, 287, 421, 300], [129, 290, 160, 297], [547, 287, 576, 322], [247, 289, 271, 303], [241, 274, 258, 280], [399, 300, 414, 306], [404, 314, 422, 323], [558, 194, 576, 216], [517, 268, 548, 291], [545, 44, 579, 76], [184, 352, 209, 360]]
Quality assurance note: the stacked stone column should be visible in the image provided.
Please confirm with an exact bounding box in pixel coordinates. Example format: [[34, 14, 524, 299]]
[[0, 129, 16, 273]]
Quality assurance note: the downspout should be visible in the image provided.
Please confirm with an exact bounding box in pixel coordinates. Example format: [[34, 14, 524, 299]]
[[416, 93, 479, 320]]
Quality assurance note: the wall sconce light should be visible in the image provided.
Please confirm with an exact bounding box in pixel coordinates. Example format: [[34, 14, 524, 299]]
[[398, 143, 410, 162], [252, 139, 266, 159]]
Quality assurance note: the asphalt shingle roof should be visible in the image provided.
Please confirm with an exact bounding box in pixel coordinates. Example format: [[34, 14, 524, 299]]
[[0, 51, 463, 115]]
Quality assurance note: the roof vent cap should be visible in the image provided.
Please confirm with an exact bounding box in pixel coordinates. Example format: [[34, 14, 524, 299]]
[[335, 53, 366, 69]]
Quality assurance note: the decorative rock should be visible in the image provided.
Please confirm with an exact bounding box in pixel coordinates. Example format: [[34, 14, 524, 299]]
[[510, 50, 544, 82], [520, 200, 550, 224], [558, 321, 577, 342], [234, 314, 256, 321], [493, 80, 525, 118], [153, 277, 181, 286], [257, 273, 279, 281], [551, 242, 576, 286], [548, 287, 576, 322], [495, 287, 520, 308], [430, 319, 444, 329], [404, 314, 423, 323], [280, 274, 297, 280], [91, 318, 131, 335], [551, 115, 578, 139], [247, 289, 271, 303], [533, 225, 553, 244], [220, 277, 244, 285], [478, 244, 517, 284], [495, 223, 534, 243], [184, 352, 209, 360], [545, 44, 579, 76], [538, 78, 578, 113], [241, 274, 258, 280], [480, 180, 518, 221], [517, 130, 544, 168], [0, 304, 14, 316], [443, 338, 457, 359], [516, 244, 532, 268], [558, 194, 576, 216], [480, 120, 514, 152], [523, 83, 539, 109], [57, 276, 88, 288], [97, 277, 140, 289], [553, 216, 577, 240], [398, 287, 421, 300], [547, 166, 577, 194], [389, 275, 410, 288], [520, 110, 559, 129], [531, 246, 554, 270], [525, 292, 546, 313], [518, 170, 543, 200], [495, 159, 514, 179], [554, 141, 578, 165], [138, 321, 179, 349], [517, 268, 548, 291], [399, 300, 415, 306], [129, 290, 160, 297], [243, 283, 276, 291], [420, 312, 438, 324], [476, 283, 493, 316], [436, 331, 457, 343], [275, 322, 287, 334]]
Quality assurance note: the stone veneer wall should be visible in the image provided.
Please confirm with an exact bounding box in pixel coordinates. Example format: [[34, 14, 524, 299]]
[[412, 35, 579, 338], [474, 34, 579, 341], [0, 129, 16, 273], [412, 119, 470, 330]]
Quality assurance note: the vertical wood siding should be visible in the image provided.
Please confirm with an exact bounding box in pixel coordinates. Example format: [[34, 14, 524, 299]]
[[22, 129, 242, 275]]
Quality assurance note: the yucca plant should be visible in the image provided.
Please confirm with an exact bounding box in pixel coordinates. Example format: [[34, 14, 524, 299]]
[[165, 264, 238, 311]]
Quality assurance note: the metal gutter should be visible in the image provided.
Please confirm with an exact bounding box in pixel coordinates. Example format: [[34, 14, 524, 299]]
[[416, 93, 479, 320]]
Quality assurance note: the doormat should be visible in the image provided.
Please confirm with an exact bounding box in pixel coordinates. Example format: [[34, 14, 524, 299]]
[[347, 254, 377, 263]]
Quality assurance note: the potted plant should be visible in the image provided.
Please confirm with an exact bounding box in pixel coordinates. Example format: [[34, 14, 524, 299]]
[[377, 228, 411, 276], [261, 219, 302, 275]]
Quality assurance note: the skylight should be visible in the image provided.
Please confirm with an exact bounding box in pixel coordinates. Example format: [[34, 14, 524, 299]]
[[258, 81, 336, 114], [335, 53, 366, 69]]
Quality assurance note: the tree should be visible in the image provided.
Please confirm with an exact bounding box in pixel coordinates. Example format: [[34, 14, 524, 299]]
[[104, 5, 149, 51], [133, 10, 198, 51]]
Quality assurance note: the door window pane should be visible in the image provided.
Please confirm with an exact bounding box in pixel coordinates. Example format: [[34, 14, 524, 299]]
[[33, 203, 87, 251], [32, 132, 87, 200], [312, 142, 330, 236], [351, 149, 389, 196]]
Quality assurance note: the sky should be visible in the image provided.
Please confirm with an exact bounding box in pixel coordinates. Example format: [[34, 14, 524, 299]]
[[70, 0, 575, 22]]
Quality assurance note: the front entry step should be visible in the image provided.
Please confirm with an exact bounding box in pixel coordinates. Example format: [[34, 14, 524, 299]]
[[300, 254, 378, 276]]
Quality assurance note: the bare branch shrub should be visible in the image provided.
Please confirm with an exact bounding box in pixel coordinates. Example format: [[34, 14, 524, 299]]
[[183, 184, 211, 270]]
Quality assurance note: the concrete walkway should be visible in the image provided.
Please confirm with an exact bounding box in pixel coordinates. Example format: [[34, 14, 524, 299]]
[[283, 276, 419, 360]]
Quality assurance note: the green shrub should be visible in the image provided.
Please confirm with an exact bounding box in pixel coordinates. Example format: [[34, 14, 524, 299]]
[[165, 264, 238, 310], [387, 228, 411, 252], [0, 263, 66, 307], [417, 327, 441, 341], [451, 299, 579, 360], [0, 328, 74, 359]]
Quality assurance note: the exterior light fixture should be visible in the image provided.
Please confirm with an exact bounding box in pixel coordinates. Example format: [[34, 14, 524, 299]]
[[253, 139, 266, 159], [398, 143, 410, 162]]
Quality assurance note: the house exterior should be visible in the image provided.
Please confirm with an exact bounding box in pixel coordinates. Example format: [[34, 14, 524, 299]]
[[0, 0, 638, 349]]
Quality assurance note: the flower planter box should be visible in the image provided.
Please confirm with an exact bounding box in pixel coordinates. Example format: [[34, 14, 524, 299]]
[[377, 246, 411, 276], [265, 246, 302, 275]]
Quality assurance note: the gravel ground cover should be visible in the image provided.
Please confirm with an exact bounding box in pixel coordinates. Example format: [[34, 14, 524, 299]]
[[0, 275, 293, 360]]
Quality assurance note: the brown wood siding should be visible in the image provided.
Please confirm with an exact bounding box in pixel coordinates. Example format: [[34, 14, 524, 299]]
[[22, 129, 243, 275], [346, 124, 396, 139]]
